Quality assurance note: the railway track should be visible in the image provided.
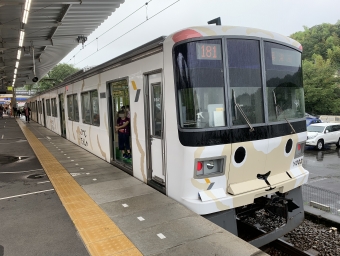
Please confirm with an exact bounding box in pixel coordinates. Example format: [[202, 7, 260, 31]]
[[269, 238, 317, 256], [237, 219, 320, 255]]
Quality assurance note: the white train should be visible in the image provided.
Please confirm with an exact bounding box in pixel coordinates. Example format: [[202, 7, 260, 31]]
[[27, 25, 309, 247]]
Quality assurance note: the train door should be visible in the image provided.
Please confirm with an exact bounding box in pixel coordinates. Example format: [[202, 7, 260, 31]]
[[146, 72, 164, 185], [59, 94, 66, 137], [108, 79, 132, 173], [42, 99, 46, 127]]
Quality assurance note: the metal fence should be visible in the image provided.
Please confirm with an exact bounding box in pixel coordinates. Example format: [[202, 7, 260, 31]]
[[302, 184, 340, 215]]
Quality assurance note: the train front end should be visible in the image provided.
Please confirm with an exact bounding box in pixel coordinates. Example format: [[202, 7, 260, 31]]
[[163, 26, 309, 247]]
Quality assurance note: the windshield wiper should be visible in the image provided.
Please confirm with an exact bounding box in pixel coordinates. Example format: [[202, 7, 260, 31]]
[[272, 90, 296, 134], [233, 89, 254, 132]]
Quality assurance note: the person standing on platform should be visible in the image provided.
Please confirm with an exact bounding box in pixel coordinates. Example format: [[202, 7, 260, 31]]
[[24, 106, 31, 123], [13, 106, 17, 118]]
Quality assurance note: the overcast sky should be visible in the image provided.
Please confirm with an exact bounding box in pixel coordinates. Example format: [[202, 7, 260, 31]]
[[61, 0, 340, 69]]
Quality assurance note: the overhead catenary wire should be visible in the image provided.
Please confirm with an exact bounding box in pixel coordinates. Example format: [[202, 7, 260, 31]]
[[74, 0, 180, 66], [67, 0, 154, 63]]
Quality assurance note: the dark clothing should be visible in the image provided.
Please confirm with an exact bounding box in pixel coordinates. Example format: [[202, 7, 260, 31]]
[[118, 133, 130, 150], [117, 118, 130, 135], [24, 107, 31, 122]]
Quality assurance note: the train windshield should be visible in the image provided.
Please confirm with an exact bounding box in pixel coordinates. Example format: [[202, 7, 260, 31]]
[[174, 38, 304, 129], [264, 42, 304, 121], [227, 39, 264, 125], [174, 39, 226, 129]]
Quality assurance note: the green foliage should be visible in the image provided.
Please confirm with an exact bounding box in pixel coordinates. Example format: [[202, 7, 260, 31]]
[[39, 63, 79, 91], [302, 54, 340, 115], [24, 63, 79, 92], [291, 21, 340, 115]]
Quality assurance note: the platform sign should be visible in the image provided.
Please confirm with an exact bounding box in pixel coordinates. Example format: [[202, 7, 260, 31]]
[[0, 94, 13, 97]]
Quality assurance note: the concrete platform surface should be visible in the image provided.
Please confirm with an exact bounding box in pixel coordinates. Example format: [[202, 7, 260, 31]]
[[3, 117, 268, 256], [0, 116, 89, 256]]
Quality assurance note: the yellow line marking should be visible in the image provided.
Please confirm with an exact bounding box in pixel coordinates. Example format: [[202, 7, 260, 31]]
[[131, 80, 137, 90], [17, 120, 142, 256], [205, 178, 211, 184]]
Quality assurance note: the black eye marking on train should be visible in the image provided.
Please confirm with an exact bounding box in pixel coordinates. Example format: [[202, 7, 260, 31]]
[[285, 139, 293, 154], [234, 147, 246, 164]]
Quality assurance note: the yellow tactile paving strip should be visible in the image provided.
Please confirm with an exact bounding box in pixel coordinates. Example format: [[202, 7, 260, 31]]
[[18, 120, 142, 256]]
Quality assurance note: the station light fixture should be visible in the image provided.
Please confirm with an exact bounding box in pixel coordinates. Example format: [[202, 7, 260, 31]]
[[19, 31, 25, 47], [22, 0, 32, 24], [17, 49, 22, 60], [13, 0, 32, 89]]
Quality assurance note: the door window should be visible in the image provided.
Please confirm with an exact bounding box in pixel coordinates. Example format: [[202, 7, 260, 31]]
[[46, 99, 51, 116], [74, 95, 79, 122], [91, 90, 100, 126], [151, 83, 162, 137], [67, 95, 74, 120]]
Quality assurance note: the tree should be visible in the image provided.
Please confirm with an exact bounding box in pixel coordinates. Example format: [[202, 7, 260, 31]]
[[291, 22, 340, 115], [302, 54, 340, 115], [38, 63, 79, 91]]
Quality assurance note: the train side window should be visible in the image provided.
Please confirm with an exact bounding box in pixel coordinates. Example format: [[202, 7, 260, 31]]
[[91, 90, 100, 126], [67, 95, 74, 120], [81, 92, 91, 124], [227, 39, 264, 126], [74, 94, 79, 122], [46, 99, 51, 116], [81, 90, 99, 125]]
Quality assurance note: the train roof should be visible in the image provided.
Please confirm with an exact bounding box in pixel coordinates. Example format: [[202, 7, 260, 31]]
[[30, 26, 301, 98], [167, 25, 302, 50]]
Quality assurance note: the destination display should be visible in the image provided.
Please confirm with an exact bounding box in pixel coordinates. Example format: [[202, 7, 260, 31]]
[[271, 48, 300, 67], [196, 43, 222, 60]]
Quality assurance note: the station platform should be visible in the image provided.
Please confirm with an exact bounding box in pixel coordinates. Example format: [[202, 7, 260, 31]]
[[0, 116, 268, 256]]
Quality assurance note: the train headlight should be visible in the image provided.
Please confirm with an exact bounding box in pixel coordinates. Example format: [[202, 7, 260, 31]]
[[194, 157, 226, 178], [294, 142, 305, 158]]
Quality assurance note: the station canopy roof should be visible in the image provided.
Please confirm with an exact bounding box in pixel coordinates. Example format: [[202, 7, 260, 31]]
[[0, 0, 125, 89]]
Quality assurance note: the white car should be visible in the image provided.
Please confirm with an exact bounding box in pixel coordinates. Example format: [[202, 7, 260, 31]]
[[306, 123, 340, 150]]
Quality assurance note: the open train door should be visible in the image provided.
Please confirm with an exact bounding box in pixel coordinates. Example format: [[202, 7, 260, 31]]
[[145, 71, 165, 188]]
